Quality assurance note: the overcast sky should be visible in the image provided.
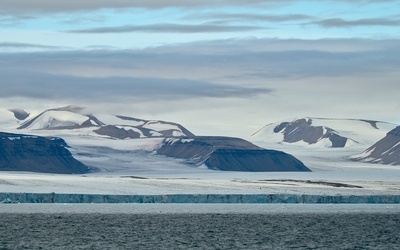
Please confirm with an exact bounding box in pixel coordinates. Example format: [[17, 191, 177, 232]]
[[1, 0, 399, 137]]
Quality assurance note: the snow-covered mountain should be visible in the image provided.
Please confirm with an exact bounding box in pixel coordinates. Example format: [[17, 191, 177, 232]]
[[9, 106, 194, 139], [18, 106, 104, 130], [352, 126, 400, 165], [251, 117, 397, 148]]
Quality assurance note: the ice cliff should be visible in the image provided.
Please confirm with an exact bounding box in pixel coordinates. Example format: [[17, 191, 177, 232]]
[[1, 193, 399, 204]]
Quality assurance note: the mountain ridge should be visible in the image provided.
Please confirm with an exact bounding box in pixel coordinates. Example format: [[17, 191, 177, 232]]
[[252, 117, 397, 148], [12, 106, 194, 139]]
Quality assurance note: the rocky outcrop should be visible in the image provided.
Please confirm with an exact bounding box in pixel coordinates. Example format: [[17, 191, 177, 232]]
[[0, 132, 89, 174], [272, 118, 352, 147], [93, 125, 142, 139], [352, 126, 400, 165], [157, 136, 310, 172]]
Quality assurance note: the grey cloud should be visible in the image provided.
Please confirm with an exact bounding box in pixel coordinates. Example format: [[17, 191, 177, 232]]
[[68, 23, 263, 34], [2, 0, 395, 14], [0, 69, 273, 101], [189, 13, 313, 23], [0, 42, 65, 49], [0, 0, 284, 14], [314, 18, 400, 28], [0, 15, 35, 25], [143, 37, 400, 54]]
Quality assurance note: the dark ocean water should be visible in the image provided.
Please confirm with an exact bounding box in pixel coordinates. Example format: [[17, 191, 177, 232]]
[[1, 213, 400, 249]]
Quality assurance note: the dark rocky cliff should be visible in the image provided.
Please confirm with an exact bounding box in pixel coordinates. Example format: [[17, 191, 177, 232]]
[[0, 132, 89, 174], [157, 136, 310, 172]]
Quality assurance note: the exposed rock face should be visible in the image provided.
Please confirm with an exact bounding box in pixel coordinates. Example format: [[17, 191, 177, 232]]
[[157, 136, 310, 172], [0, 132, 89, 174], [94, 125, 141, 139], [272, 118, 352, 147], [92, 117, 194, 139], [352, 126, 400, 165]]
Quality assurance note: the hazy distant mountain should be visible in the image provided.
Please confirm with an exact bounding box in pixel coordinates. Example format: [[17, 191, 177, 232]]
[[252, 117, 396, 148], [352, 126, 400, 165], [157, 136, 310, 172], [0, 132, 88, 174], [12, 106, 194, 139]]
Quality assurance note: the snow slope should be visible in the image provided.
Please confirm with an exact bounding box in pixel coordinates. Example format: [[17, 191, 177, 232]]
[[19, 110, 95, 129], [0, 109, 32, 130]]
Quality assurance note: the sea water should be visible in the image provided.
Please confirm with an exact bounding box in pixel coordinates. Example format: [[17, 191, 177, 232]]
[[1, 204, 399, 249]]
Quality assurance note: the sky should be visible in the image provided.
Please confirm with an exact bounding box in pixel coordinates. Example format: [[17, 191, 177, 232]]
[[1, 0, 399, 137]]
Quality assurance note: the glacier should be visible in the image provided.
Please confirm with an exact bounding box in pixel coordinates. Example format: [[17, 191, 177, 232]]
[[1, 193, 399, 204]]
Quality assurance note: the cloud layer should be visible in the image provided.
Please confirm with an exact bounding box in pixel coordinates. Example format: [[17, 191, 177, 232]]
[[0, 0, 274, 14], [2, 38, 398, 80], [0, 69, 272, 101], [0, 0, 395, 14], [69, 23, 263, 34], [315, 18, 400, 28]]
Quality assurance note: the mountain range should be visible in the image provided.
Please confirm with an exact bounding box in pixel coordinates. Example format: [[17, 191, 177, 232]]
[[0, 106, 311, 173], [0, 107, 399, 174]]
